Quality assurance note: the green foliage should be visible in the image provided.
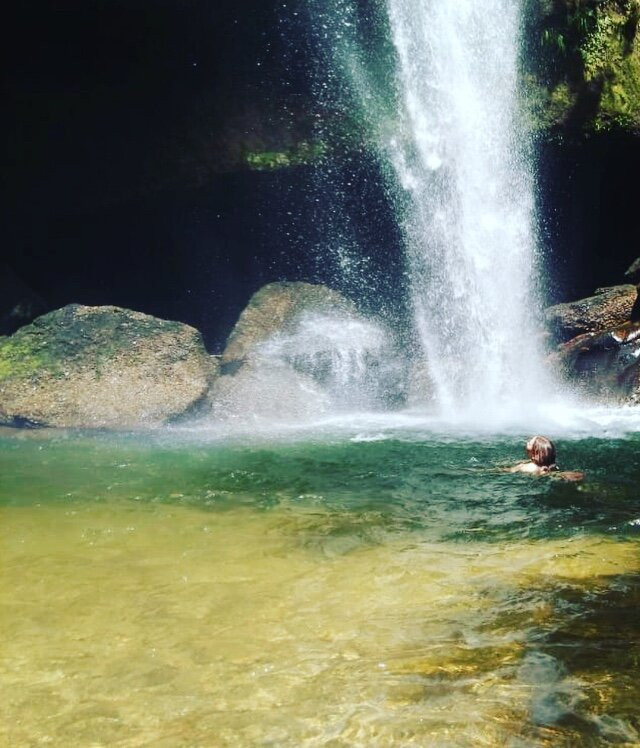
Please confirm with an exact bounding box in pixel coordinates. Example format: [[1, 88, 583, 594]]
[[530, 0, 640, 133], [541, 28, 567, 54], [579, 8, 617, 80], [245, 141, 327, 171]]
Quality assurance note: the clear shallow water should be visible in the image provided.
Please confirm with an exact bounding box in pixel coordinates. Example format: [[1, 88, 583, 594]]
[[1, 425, 639, 746]]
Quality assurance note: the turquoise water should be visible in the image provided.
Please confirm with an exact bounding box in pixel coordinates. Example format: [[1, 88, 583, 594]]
[[1, 425, 639, 746]]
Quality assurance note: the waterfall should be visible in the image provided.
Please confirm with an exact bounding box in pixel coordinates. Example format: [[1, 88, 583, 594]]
[[386, 0, 545, 418], [307, 0, 549, 422]]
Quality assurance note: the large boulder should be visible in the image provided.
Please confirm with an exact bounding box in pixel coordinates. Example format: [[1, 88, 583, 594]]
[[544, 285, 638, 343], [207, 282, 404, 422], [552, 321, 640, 403], [0, 305, 216, 428], [220, 281, 356, 370]]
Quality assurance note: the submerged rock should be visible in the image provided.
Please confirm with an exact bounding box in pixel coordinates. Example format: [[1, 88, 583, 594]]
[[0, 305, 216, 428], [544, 285, 638, 343], [553, 321, 640, 403]]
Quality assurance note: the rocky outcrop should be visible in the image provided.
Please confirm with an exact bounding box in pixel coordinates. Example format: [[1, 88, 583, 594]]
[[220, 281, 356, 370], [0, 305, 216, 428], [553, 321, 640, 402], [545, 284, 638, 343]]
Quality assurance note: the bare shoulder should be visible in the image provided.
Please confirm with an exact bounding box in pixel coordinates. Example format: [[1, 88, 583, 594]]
[[508, 462, 541, 474]]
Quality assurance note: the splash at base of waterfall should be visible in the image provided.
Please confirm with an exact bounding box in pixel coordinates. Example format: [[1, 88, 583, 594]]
[[206, 311, 407, 425]]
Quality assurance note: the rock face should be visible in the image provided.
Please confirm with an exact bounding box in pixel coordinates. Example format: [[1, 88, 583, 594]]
[[553, 321, 640, 402], [207, 281, 400, 422], [0, 305, 216, 428], [544, 285, 638, 343], [221, 281, 356, 369]]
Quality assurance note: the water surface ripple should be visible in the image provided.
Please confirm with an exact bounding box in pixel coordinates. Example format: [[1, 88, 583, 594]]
[[1, 429, 639, 746]]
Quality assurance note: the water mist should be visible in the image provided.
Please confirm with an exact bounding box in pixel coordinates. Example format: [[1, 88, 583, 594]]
[[386, 0, 546, 419], [308, 0, 551, 424]]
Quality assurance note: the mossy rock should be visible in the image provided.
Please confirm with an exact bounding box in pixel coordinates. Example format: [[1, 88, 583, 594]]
[[244, 141, 327, 171], [0, 305, 217, 428], [544, 284, 638, 342]]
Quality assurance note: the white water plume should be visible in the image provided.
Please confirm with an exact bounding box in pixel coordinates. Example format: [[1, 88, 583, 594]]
[[307, 0, 555, 422], [385, 0, 548, 419], [259, 311, 402, 411], [207, 310, 404, 426]]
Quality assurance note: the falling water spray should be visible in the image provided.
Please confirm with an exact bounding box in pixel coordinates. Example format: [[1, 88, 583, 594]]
[[386, 0, 546, 418], [307, 0, 550, 422]]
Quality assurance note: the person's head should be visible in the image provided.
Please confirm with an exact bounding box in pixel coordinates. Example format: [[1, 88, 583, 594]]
[[525, 436, 556, 467]]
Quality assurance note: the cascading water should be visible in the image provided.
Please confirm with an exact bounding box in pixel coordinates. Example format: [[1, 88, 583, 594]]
[[307, 0, 552, 423], [386, 0, 546, 418]]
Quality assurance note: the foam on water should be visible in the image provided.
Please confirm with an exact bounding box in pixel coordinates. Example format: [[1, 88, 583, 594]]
[[176, 402, 640, 447]]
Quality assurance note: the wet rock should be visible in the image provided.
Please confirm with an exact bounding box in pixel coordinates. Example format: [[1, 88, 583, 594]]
[[0, 305, 216, 428], [544, 285, 638, 343], [221, 281, 356, 370], [619, 360, 640, 405], [553, 321, 640, 403], [208, 281, 405, 421]]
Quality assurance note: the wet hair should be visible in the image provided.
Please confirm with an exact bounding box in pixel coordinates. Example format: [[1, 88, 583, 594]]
[[525, 436, 557, 469]]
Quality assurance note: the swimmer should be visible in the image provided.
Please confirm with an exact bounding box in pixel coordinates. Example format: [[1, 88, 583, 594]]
[[509, 435, 584, 481], [510, 435, 558, 474]]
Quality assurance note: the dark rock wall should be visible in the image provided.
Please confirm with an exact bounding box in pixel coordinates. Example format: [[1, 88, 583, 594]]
[[7, 155, 403, 351], [3, 0, 639, 346], [537, 132, 640, 303]]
